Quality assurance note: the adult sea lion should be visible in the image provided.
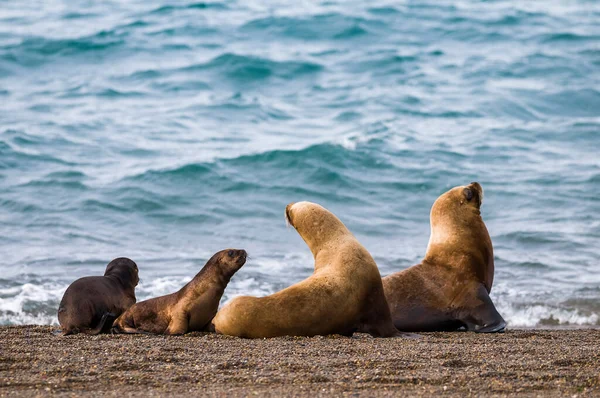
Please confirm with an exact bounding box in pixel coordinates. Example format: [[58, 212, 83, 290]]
[[112, 249, 246, 335], [383, 182, 506, 333], [57, 258, 139, 335], [212, 202, 403, 338]]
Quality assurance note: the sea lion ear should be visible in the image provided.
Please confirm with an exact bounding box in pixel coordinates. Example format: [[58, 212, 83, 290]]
[[463, 188, 473, 202], [285, 203, 294, 227]]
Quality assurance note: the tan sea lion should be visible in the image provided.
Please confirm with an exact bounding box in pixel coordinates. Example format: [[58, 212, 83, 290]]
[[211, 202, 403, 338], [383, 182, 506, 333], [112, 249, 246, 335], [57, 258, 139, 335]]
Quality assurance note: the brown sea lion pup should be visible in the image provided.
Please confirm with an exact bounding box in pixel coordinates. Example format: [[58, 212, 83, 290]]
[[211, 202, 407, 338], [57, 258, 139, 335], [112, 249, 247, 335], [383, 182, 506, 333]]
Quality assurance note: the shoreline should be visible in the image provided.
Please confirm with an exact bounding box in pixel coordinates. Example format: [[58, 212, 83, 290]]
[[1, 326, 599, 396]]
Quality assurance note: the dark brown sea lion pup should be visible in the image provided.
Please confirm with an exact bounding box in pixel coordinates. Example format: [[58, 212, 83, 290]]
[[383, 182, 506, 333], [112, 249, 246, 335], [212, 202, 405, 338], [57, 258, 139, 335]]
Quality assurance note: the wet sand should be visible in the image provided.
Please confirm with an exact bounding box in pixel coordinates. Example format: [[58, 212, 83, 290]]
[[1, 326, 599, 397]]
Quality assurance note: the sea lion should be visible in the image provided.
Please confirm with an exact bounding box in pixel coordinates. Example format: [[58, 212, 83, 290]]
[[112, 249, 246, 335], [383, 182, 506, 333], [57, 258, 139, 335], [211, 202, 403, 338]]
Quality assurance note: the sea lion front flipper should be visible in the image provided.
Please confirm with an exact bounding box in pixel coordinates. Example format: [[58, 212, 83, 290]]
[[459, 284, 506, 333], [84, 312, 118, 335], [204, 322, 216, 333], [368, 325, 422, 339], [360, 287, 422, 338]]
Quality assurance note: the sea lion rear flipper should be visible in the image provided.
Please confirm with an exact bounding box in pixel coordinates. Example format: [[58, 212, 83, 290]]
[[84, 312, 117, 335], [115, 327, 155, 335], [392, 331, 422, 339], [460, 285, 506, 333]]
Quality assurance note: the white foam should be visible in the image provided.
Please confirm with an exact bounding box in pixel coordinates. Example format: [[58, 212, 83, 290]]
[[221, 277, 274, 305], [135, 276, 192, 301], [251, 252, 313, 275], [497, 302, 599, 328], [0, 275, 276, 326], [0, 282, 66, 326], [492, 283, 600, 327], [1, 277, 598, 328]]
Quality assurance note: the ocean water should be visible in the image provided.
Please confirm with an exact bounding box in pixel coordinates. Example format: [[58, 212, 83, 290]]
[[1, 0, 599, 328]]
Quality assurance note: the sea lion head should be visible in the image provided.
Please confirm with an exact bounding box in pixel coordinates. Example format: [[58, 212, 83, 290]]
[[104, 257, 139, 288], [432, 181, 484, 218], [425, 182, 493, 283], [285, 201, 350, 255], [209, 249, 247, 274], [426, 182, 488, 253]]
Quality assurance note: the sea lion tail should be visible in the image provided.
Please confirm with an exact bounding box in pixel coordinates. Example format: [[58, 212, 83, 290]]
[[84, 312, 117, 335]]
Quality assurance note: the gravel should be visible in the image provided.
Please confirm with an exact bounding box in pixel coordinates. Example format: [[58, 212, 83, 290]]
[[1, 326, 599, 397]]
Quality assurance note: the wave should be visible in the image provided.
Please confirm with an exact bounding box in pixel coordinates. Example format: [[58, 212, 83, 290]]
[[0, 141, 76, 170], [1, 34, 125, 67], [144, 24, 220, 38], [240, 14, 382, 41], [184, 53, 323, 82], [539, 32, 600, 43], [59, 87, 148, 99], [148, 2, 228, 14], [122, 141, 391, 199], [497, 303, 599, 328], [115, 137, 470, 212], [0, 281, 65, 326]]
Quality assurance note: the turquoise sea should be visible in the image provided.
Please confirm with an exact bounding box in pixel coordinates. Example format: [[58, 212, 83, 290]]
[[0, 0, 599, 327]]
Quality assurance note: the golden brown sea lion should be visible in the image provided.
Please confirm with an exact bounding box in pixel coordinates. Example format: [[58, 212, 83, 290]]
[[57, 258, 139, 335], [211, 202, 403, 338], [383, 182, 506, 333], [112, 249, 246, 335]]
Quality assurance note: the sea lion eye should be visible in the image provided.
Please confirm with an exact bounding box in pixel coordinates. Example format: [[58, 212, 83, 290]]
[[228, 250, 235, 258], [464, 188, 473, 201]]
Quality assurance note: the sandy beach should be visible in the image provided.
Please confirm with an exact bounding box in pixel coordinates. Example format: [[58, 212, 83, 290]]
[[0, 326, 599, 397]]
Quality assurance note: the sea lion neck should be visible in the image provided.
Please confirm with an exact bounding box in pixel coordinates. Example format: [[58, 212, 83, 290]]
[[104, 275, 137, 301], [298, 225, 350, 258], [425, 213, 488, 256], [424, 207, 493, 290], [287, 202, 351, 258], [180, 255, 239, 299], [104, 269, 137, 291]]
